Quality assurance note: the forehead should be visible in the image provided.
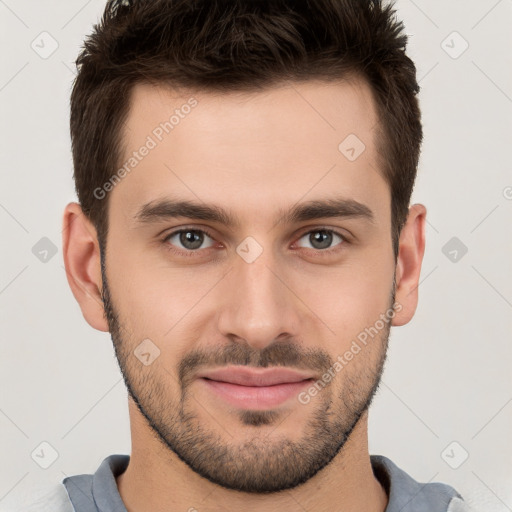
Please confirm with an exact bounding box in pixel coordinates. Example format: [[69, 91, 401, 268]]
[[124, 77, 379, 150], [111, 78, 388, 226]]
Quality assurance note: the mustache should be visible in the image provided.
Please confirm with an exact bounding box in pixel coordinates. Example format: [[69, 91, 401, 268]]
[[178, 340, 332, 387]]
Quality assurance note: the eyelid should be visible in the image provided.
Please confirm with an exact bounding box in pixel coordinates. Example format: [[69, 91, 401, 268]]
[[293, 224, 353, 246]]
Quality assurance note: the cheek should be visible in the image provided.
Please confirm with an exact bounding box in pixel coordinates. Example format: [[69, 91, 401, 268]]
[[292, 257, 394, 340], [106, 247, 224, 345]]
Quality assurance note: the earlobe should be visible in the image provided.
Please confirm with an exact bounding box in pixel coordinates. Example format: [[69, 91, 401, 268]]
[[62, 202, 109, 332], [391, 203, 427, 327]]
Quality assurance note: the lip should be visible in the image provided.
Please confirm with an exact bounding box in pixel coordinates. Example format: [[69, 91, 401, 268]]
[[197, 366, 315, 387], [196, 366, 315, 410]]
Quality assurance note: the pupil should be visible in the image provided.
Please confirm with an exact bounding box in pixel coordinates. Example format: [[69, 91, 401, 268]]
[[311, 231, 332, 249], [180, 231, 203, 250]]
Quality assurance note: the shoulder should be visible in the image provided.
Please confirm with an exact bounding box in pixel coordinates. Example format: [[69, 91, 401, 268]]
[[371, 454, 473, 512], [0, 482, 74, 512]]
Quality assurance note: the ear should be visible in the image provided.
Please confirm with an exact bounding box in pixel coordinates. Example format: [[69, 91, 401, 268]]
[[391, 203, 427, 327], [62, 202, 109, 332]]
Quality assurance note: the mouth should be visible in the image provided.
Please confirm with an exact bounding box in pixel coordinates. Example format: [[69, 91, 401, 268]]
[[196, 366, 315, 410]]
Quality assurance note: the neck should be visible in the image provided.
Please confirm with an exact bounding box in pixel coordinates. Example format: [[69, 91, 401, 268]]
[[116, 400, 388, 512]]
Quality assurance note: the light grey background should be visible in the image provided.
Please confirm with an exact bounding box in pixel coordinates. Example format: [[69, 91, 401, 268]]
[[1, 1, 511, 510]]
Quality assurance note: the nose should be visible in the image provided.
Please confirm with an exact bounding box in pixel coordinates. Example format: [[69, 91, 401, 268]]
[[216, 246, 303, 351]]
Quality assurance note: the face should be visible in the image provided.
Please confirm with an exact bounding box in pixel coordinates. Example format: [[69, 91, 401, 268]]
[[100, 78, 398, 493]]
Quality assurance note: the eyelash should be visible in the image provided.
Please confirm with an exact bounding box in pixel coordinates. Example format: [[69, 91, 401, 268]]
[[161, 226, 349, 258]]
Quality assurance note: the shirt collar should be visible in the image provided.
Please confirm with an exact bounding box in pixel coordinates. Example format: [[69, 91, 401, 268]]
[[65, 453, 460, 512]]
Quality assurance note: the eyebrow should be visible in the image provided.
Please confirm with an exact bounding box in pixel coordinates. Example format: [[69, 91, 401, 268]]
[[132, 196, 375, 228]]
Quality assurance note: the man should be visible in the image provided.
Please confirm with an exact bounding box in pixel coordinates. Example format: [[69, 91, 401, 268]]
[[20, 0, 472, 510]]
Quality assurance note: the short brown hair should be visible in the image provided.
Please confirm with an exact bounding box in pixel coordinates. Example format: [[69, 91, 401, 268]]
[[70, 0, 422, 259]]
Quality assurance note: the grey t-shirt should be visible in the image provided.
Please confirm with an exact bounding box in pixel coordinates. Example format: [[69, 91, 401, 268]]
[[10, 454, 472, 511]]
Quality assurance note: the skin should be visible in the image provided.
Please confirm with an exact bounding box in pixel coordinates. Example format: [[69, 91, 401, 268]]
[[62, 77, 426, 512]]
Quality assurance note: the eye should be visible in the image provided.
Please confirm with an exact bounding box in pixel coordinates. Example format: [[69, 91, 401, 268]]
[[163, 229, 216, 252], [295, 229, 345, 251]]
